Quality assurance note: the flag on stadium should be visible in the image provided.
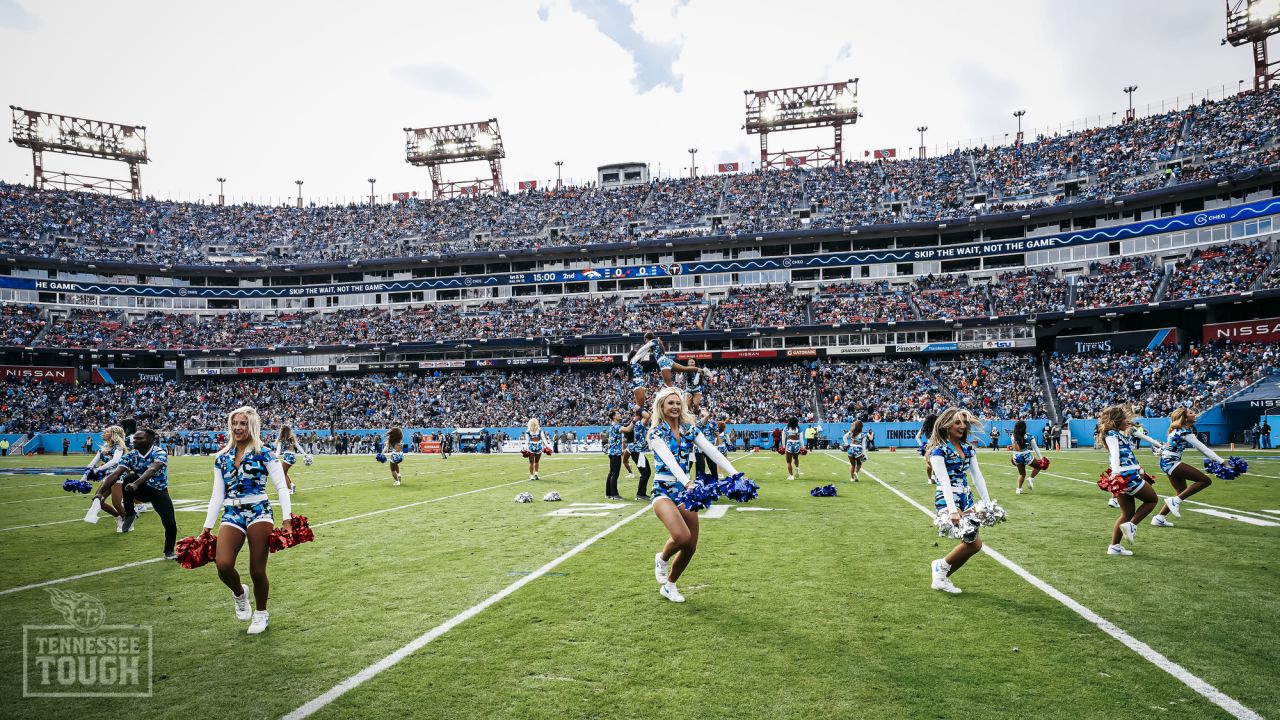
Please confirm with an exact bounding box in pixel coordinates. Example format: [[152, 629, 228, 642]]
[[784, 156, 807, 167], [718, 162, 740, 173], [391, 191, 417, 202], [871, 148, 897, 159], [518, 180, 538, 190]]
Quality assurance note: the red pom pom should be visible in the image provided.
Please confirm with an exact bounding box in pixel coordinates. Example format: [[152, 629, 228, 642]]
[[267, 528, 292, 553], [799, 447, 809, 455], [1097, 469, 1129, 497], [775, 447, 785, 455], [1141, 471, 1156, 487], [289, 515, 314, 545], [542, 447, 552, 456], [175, 531, 216, 569], [521, 450, 531, 458]]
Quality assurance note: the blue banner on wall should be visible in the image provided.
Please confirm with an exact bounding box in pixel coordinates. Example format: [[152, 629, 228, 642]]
[[3, 198, 1276, 299]]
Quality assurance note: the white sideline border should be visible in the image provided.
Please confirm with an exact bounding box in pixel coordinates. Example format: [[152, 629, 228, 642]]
[[0, 463, 593, 597], [821, 453, 1262, 720], [283, 503, 652, 720]]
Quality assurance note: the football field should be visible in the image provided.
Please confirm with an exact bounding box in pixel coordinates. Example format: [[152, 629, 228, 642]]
[[1, 447, 1277, 719]]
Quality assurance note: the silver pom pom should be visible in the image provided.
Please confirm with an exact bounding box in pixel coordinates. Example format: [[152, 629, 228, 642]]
[[303, 453, 314, 466], [543, 491, 562, 502], [515, 492, 534, 503], [933, 510, 984, 539], [973, 500, 1008, 527]]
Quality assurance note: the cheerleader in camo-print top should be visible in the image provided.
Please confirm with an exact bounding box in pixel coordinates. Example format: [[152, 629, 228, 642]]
[[1098, 405, 1158, 556], [201, 406, 293, 635], [1009, 420, 1045, 496], [385, 427, 405, 486], [276, 425, 301, 494], [927, 408, 992, 595], [647, 387, 742, 604], [1150, 408, 1228, 528]]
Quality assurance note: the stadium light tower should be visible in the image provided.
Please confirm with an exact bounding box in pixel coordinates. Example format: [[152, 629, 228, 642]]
[[916, 125, 928, 159], [1225, 0, 1280, 90], [295, 180, 303, 209], [554, 160, 563, 190], [404, 118, 506, 198], [1123, 85, 1138, 122], [9, 106, 148, 199], [1013, 109, 1027, 143], [688, 148, 698, 178], [217, 177, 226, 206], [368, 178, 376, 206], [743, 78, 858, 169]]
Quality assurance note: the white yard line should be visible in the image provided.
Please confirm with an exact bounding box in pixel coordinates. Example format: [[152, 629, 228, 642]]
[[283, 503, 652, 720], [818, 452, 1263, 720]]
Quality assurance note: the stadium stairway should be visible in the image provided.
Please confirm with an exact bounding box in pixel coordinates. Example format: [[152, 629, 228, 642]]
[[1152, 263, 1173, 302], [1251, 248, 1280, 291], [1064, 275, 1079, 308], [29, 313, 52, 347], [921, 361, 960, 405], [1038, 359, 1064, 426]]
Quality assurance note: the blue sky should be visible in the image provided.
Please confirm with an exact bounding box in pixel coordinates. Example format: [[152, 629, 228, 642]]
[[0, 0, 1252, 204]]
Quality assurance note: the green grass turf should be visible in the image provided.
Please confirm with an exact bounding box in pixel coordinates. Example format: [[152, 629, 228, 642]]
[[0, 448, 1277, 719]]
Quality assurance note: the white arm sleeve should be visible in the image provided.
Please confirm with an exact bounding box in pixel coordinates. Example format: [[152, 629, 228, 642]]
[[915, 431, 924, 446], [930, 455, 956, 514], [522, 434, 530, 452], [1029, 438, 1043, 459], [1184, 434, 1224, 463], [267, 459, 292, 519], [1133, 431, 1163, 450], [648, 433, 690, 485], [203, 465, 226, 531], [1106, 435, 1121, 469], [842, 431, 852, 446], [86, 449, 104, 470], [97, 447, 124, 473], [969, 453, 991, 504], [694, 432, 739, 476]]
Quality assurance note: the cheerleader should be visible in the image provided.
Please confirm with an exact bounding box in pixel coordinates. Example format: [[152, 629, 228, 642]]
[[385, 428, 405, 486], [782, 417, 804, 480], [522, 418, 549, 480], [201, 406, 292, 635], [276, 425, 302, 494], [917, 414, 937, 484], [603, 410, 633, 500], [84, 425, 129, 527], [648, 386, 742, 603], [841, 420, 868, 482], [684, 359, 712, 413], [627, 333, 703, 408], [627, 408, 653, 500], [1106, 419, 1162, 509], [1098, 405, 1159, 555], [1150, 408, 1229, 528], [927, 408, 992, 594], [622, 421, 637, 479], [1009, 420, 1045, 495]]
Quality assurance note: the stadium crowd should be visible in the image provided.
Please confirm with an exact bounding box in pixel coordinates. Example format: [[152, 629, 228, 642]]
[[2, 88, 1276, 266]]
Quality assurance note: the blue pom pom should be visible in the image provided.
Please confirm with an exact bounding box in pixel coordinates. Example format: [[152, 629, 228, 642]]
[[679, 481, 721, 512], [62, 479, 92, 494], [375, 452, 387, 464], [716, 472, 760, 503], [1226, 456, 1248, 476], [810, 484, 838, 497], [1204, 457, 1244, 480], [84, 468, 102, 483], [916, 445, 926, 456]]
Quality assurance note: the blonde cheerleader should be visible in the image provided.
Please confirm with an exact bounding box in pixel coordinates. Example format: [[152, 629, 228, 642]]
[[1097, 405, 1158, 555], [927, 408, 992, 594], [84, 425, 129, 527], [522, 418, 550, 480]]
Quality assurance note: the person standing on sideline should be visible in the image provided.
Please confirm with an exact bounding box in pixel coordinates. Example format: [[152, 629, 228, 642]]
[[1250, 422, 1261, 449], [1263, 419, 1273, 449], [63, 437, 71, 456], [0, 438, 9, 456]]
